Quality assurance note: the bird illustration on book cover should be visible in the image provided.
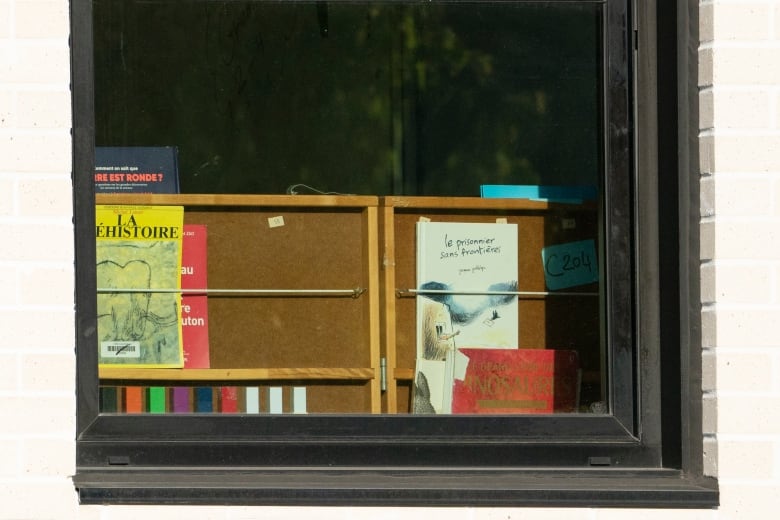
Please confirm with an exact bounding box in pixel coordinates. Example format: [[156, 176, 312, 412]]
[[413, 221, 519, 413]]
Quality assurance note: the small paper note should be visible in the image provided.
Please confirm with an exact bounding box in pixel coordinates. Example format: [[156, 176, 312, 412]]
[[541, 239, 599, 290], [268, 216, 285, 228]]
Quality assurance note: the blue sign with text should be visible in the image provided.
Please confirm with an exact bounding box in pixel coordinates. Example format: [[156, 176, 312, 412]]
[[541, 239, 599, 290]]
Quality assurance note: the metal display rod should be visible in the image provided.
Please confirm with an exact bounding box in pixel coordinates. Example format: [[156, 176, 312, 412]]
[[97, 287, 367, 297]]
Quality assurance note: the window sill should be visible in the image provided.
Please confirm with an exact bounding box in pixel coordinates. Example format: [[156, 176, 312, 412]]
[[74, 467, 718, 508]]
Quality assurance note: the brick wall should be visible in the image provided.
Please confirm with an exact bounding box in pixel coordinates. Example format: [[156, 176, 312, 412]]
[[699, 0, 780, 516], [0, 0, 83, 518], [1, 0, 778, 518]]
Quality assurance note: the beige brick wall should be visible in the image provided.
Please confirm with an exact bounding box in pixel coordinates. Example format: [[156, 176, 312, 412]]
[[699, 0, 780, 516], [1, 0, 778, 518], [0, 0, 80, 518]]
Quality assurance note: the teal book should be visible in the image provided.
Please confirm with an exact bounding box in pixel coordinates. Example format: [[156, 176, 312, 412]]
[[480, 184, 596, 204]]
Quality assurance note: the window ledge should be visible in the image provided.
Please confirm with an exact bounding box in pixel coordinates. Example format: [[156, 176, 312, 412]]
[[74, 467, 718, 508]]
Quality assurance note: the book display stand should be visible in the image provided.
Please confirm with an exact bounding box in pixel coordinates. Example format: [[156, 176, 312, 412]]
[[97, 194, 600, 414]]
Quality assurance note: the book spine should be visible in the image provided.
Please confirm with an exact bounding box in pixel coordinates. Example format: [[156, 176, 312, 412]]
[[172, 387, 190, 413], [195, 387, 213, 412], [125, 386, 143, 413], [220, 386, 239, 413], [148, 387, 166, 413]]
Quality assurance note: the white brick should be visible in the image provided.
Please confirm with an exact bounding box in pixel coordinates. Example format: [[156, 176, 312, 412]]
[[710, 90, 772, 130], [713, 263, 773, 304], [717, 439, 776, 479], [703, 435, 718, 477], [699, 2, 713, 44], [718, 396, 780, 434], [0, 177, 14, 215], [0, 396, 74, 436], [711, 48, 780, 85], [0, 221, 73, 262], [699, 135, 714, 175], [0, 89, 14, 127], [18, 176, 74, 217], [715, 176, 774, 216], [21, 352, 74, 393], [15, 1, 70, 39], [19, 265, 73, 306], [0, 43, 70, 84], [700, 261, 716, 304], [0, 264, 20, 305], [0, 133, 72, 173], [716, 350, 775, 393], [714, 309, 780, 348], [702, 349, 717, 392], [701, 306, 717, 349], [0, 352, 19, 391], [22, 437, 75, 478], [703, 395, 718, 435], [0, 480, 96, 520], [0, 439, 22, 477], [715, 221, 780, 260], [0, 309, 74, 349], [708, 135, 780, 173], [102, 505, 231, 520], [700, 175, 715, 217], [718, 483, 780, 519], [700, 220, 715, 261], [711, 3, 773, 41], [17, 89, 72, 129], [699, 48, 714, 88], [595, 509, 714, 520]]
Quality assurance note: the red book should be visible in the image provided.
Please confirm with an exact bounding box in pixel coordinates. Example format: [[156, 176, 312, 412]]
[[220, 387, 239, 413], [452, 348, 579, 414], [181, 224, 210, 368]]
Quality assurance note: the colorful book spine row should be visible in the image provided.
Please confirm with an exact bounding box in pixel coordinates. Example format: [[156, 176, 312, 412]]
[[99, 385, 307, 414]]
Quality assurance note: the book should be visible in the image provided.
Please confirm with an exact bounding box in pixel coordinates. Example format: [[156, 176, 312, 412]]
[[220, 387, 239, 413], [195, 387, 213, 412], [480, 184, 596, 204], [99, 387, 119, 413], [413, 221, 519, 414], [245, 387, 260, 414], [96, 205, 185, 367], [181, 224, 210, 368], [452, 348, 580, 414], [172, 387, 191, 413], [94, 146, 180, 193], [125, 386, 143, 413], [148, 386, 166, 413]]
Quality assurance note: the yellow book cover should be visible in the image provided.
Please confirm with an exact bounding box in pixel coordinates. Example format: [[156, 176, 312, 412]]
[[96, 205, 185, 367]]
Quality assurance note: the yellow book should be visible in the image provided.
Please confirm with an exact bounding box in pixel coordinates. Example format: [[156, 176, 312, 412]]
[[96, 205, 185, 368]]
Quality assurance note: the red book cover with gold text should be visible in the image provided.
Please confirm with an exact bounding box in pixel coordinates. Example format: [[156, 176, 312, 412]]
[[452, 348, 579, 414]]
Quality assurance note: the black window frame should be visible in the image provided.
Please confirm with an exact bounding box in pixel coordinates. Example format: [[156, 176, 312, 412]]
[[71, 0, 718, 507]]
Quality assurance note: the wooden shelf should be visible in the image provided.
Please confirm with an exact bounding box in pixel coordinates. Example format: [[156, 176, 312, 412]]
[[99, 367, 376, 382], [94, 194, 601, 413], [96, 193, 378, 208]]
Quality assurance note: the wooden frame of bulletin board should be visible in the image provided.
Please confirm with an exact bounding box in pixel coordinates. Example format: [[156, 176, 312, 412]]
[[97, 194, 600, 414], [380, 197, 602, 414], [97, 194, 383, 414]]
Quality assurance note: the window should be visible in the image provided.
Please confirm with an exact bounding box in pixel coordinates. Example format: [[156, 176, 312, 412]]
[[72, 0, 718, 506]]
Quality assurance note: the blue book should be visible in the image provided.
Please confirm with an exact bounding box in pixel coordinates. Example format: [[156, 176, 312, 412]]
[[195, 387, 213, 412], [480, 184, 596, 204], [95, 146, 180, 193]]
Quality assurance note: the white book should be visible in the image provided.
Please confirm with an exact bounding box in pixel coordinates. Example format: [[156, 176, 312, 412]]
[[413, 221, 519, 414]]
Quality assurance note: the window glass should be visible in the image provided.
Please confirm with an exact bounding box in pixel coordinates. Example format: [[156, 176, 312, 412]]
[[93, 0, 606, 416], [94, 1, 602, 195]]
